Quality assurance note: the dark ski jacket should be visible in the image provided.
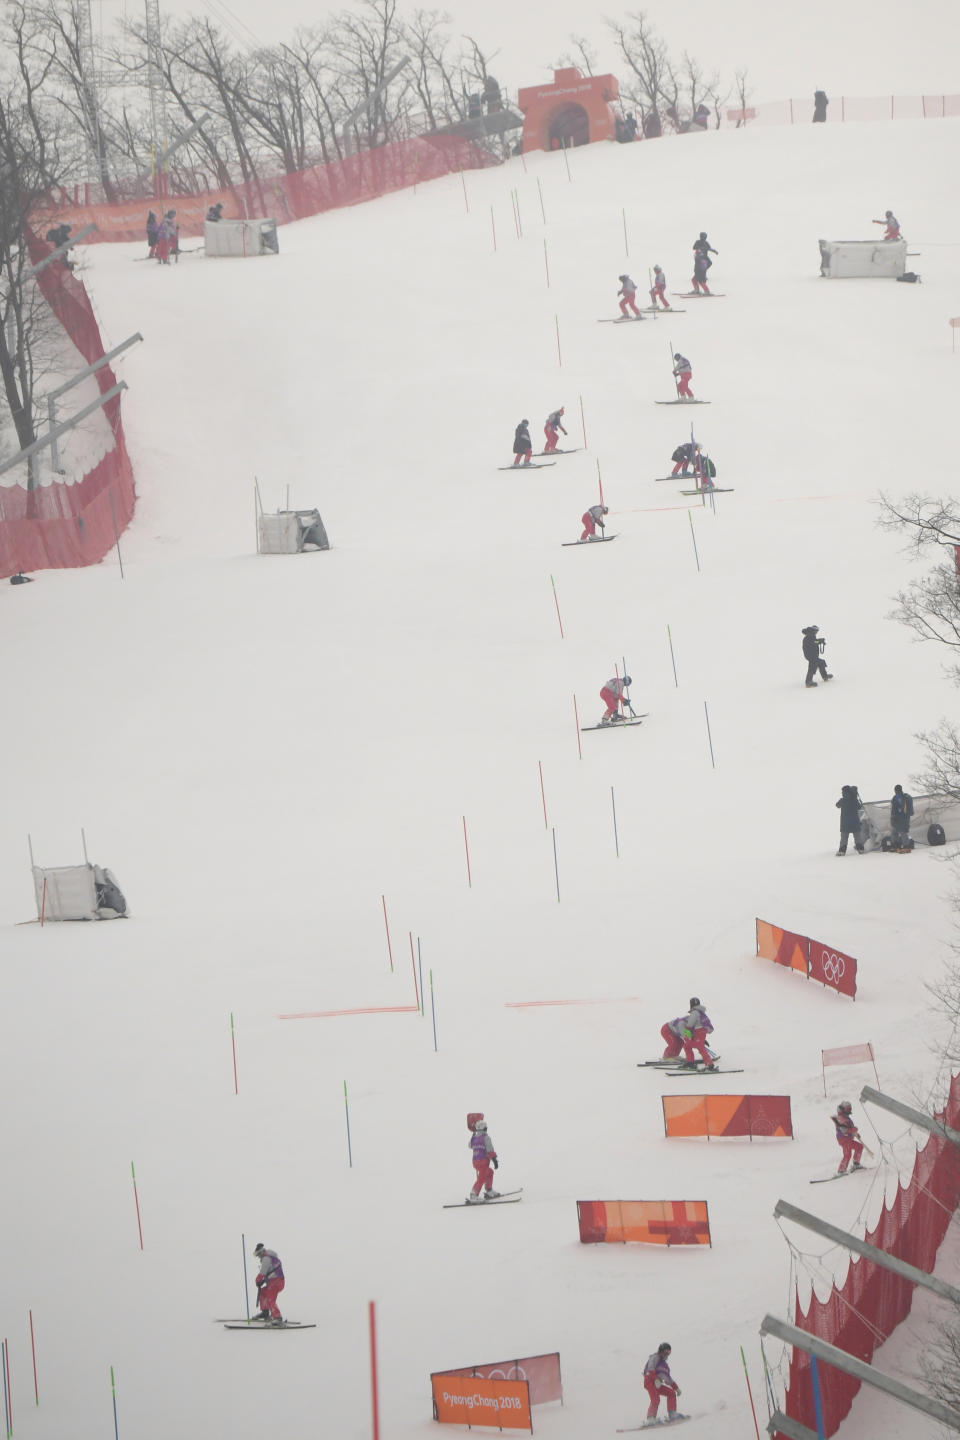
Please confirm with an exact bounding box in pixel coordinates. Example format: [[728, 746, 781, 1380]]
[[693, 252, 710, 282], [890, 790, 914, 824], [801, 628, 823, 662], [693, 235, 717, 260], [836, 786, 862, 827], [513, 423, 531, 455], [672, 444, 695, 464]]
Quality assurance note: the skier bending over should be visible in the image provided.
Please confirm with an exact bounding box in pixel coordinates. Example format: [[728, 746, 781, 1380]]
[[580, 503, 609, 541], [832, 1101, 864, 1174], [660, 1014, 686, 1059], [649, 265, 671, 309], [618, 274, 642, 318], [801, 625, 832, 687], [467, 1118, 500, 1202], [873, 210, 900, 240], [671, 442, 698, 476], [513, 419, 533, 466], [643, 1342, 685, 1426], [672, 353, 694, 399], [253, 1242, 285, 1324], [544, 407, 568, 453], [599, 675, 634, 725], [678, 997, 716, 1069]]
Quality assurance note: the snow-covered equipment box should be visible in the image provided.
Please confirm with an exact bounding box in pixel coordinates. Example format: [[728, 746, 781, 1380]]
[[32, 862, 128, 920], [257, 508, 329, 555], [859, 792, 960, 849], [818, 239, 907, 278], [205, 218, 279, 258]]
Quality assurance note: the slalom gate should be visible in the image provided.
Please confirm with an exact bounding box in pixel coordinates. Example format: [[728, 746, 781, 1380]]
[[662, 1094, 793, 1140], [576, 1200, 711, 1246], [776, 1070, 960, 1438], [756, 919, 858, 999]]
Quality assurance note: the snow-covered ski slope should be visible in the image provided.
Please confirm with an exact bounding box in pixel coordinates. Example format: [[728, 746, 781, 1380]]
[[3, 119, 960, 1440]]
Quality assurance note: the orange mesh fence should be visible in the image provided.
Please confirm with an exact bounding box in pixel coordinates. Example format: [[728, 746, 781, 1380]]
[[40, 135, 499, 244], [577, 1200, 711, 1246], [756, 919, 809, 973], [777, 1070, 960, 1438], [662, 1095, 793, 1139], [435, 1352, 562, 1407], [431, 1374, 532, 1430], [0, 229, 135, 579]]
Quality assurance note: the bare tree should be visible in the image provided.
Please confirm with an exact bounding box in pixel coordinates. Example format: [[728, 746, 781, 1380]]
[[607, 11, 674, 130], [553, 36, 598, 79], [732, 68, 752, 126]]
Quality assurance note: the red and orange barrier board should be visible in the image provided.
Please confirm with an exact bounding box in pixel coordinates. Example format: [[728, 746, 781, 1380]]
[[431, 1374, 532, 1430], [577, 1200, 711, 1246], [662, 1094, 793, 1140]]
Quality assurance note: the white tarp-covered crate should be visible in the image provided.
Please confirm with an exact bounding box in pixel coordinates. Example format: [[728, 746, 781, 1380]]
[[818, 239, 907, 278], [258, 509, 329, 555], [205, 218, 279, 258], [33, 863, 128, 920], [860, 793, 960, 849]]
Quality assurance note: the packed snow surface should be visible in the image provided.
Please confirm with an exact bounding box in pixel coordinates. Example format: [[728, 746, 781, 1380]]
[[3, 118, 959, 1439]]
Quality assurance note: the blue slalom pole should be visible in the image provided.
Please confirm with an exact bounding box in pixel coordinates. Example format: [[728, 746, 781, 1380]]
[[809, 1355, 826, 1440]]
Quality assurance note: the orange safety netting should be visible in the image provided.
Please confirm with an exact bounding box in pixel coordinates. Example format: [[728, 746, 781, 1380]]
[[663, 1094, 793, 1140], [777, 1070, 960, 1438], [577, 1199, 711, 1246]]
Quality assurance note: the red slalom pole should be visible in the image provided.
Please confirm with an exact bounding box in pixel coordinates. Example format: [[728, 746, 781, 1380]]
[[739, 1346, 761, 1440], [549, 574, 564, 638], [538, 761, 548, 827], [369, 1301, 380, 1440], [462, 816, 472, 888], [555, 314, 562, 367], [408, 932, 419, 1010], [573, 694, 583, 759], [597, 459, 605, 506], [381, 895, 394, 972], [543, 238, 550, 288], [29, 1309, 38, 1405], [579, 394, 587, 449], [131, 1162, 144, 1250], [229, 1012, 238, 1095]]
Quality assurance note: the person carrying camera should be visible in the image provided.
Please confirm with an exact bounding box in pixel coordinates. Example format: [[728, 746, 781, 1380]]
[[802, 625, 833, 687]]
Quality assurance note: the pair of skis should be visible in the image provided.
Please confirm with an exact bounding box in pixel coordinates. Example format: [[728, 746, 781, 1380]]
[[216, 1318, 316, 1331], [617, 1415, 695, 1431], [581, 713, 648, 733], [636, 1059, 742, 1076], [562, 535, 618, 547], [444, 1188, 523, 1209]]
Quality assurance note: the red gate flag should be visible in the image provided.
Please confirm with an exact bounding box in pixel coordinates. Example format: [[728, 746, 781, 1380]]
[[821, 1042, 879, 1095], [807, 938, 857, 998], [431, 1374, 532, 1430]]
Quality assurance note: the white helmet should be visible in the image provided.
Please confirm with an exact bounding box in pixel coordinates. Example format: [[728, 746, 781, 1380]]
[[474, 1119, 487, 1132]]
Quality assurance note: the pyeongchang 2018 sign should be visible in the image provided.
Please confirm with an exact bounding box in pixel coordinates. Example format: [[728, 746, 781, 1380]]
[[432, 1375, 532, 1430]]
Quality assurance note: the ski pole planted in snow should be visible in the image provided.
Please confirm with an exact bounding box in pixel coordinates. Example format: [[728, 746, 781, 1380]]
[[344, 1081, 353, 1168], [459, 168, 469, 213], [597, 458, 605, 506], [2, 1337, 11, 1439], [622, 207, 629, 257]]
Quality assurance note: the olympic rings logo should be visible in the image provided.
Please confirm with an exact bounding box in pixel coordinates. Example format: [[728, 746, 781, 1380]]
[[819, 951, 845, 982]]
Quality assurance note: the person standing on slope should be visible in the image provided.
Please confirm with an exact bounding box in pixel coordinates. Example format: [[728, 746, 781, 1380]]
[[890, 784, 914, 851], [642, 1343, 685, 1426], [802, 625, 833, 687], [690, 249, 712, 295], [599, 675, 634, 725], [544, 407, 568, 453], [649, 265, 671, 310], [873, 210, 900, 240], [618, 274, 642, 318], [253, 1242, 285, 1324], [678, 997, 716, 1069], [835, 785, 865, 855], [513, 419, 533, 466], [672, 353, 694, 399], [693, 231, 718, 268], [467, 1118, 500, 1202], [831, 1101, 865, 1174], [580, 503, 609, 541]]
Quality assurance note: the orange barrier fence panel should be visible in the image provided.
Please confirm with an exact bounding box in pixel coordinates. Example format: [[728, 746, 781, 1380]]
[[756, 918, 809, 974], [807, 937, 857, 999], [435, 1353, 562, 1407], [431, 1374, 532, 1430], [577, 1199, 710, 1246], [662, 1095, 793, 1139]]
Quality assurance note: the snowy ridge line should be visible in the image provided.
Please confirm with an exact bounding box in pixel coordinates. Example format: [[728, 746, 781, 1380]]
[[505, 996, 646, 1008], [277, 1004, 420, 1020]]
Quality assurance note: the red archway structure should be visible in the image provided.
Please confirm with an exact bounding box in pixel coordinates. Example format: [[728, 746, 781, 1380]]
[[517, 67, 620, 153]]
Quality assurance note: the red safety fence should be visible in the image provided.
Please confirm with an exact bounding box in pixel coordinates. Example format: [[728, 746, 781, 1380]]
[[0, 229, 135, 579], [662, 1094, 793, 1140], [39, 134, 498, 244], [434, 1352, 562, 1407], [776, 1070, 960, 1438], [756, 919, 858, 999], [577, 1199, 711, 1246]]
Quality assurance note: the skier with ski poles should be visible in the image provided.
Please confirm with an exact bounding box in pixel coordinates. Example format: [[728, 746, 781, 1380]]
[[252, 1243, 285, 1324], [599, 674, 635, 725], [831, 1102, 865, 1174], [467, 1117, 501, 1203], [580, 503, 609, 541], [672, 352, 694, 400]]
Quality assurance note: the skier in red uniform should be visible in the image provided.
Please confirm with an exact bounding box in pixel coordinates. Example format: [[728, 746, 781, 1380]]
[[649, 265, 671, 309], [831, 1102, 865, 1174], [677, 998, 716, 1069], [599, 675, 634, 724], [642, 1343, 685, 1426], [467, 1118, 500, 1202], [253, 1243, 285, 1324], [873, 209, 900, 240], [544, 407, 568, 452], [580, 503, 609, 540], [618, 274, 642, 317], [672, 353, 694, 399], [660, 1014, 686, 1059]]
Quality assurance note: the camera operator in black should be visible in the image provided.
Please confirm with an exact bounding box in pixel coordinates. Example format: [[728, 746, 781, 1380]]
[[802, 625, 833, 687], [835, 786, 865, 854]]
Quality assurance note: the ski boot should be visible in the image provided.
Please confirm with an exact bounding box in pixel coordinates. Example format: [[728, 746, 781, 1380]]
[[483, 1190, 501, 1200], [805, 680, 817, 688], [466, 1193, 483, 1204]]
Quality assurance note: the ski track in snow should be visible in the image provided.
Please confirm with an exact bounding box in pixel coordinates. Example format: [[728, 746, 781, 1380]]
[[2, 118, 959, 1439]]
